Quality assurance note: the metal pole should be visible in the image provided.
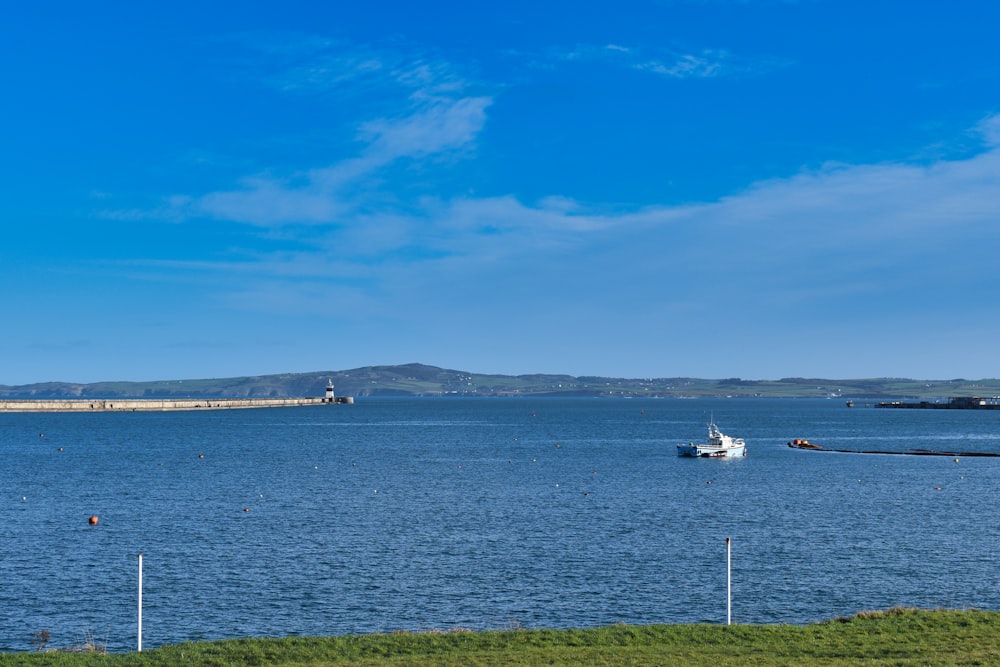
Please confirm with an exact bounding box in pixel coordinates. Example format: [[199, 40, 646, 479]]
[[726, 537, 731, 625], [138, 553, 143, 652]]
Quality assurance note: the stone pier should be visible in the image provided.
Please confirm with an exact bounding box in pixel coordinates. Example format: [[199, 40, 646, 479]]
[[0, 396, 353, 412]]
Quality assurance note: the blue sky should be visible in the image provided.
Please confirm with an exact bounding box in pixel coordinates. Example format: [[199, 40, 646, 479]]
[[4, 1, 1000, 384]]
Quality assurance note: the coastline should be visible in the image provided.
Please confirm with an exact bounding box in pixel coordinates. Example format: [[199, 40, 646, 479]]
[[0, 396, 353, 412]]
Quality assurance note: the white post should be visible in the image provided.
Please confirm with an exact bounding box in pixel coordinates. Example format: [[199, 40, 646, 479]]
[[726, 537, 731, 625], [138, 553, 143, 652]]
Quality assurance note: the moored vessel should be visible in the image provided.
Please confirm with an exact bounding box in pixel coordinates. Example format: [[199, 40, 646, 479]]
[[677, 420, 747, 458]]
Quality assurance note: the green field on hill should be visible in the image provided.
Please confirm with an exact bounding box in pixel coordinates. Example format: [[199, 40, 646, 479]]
[[3, 363, 1000, 399], [2, 609, 998, 666]]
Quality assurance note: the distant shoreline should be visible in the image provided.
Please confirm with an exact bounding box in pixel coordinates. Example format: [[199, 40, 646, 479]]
[[2, 364, 1000, 400]]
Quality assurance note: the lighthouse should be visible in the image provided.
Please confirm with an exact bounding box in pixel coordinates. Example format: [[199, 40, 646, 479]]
[[325, 379, 335, 403]]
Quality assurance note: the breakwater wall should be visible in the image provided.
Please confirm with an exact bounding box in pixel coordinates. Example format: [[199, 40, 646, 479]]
[[0, 396, 354, 413]]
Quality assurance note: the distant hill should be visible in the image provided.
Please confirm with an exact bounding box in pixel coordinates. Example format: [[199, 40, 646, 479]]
[[0, 363, 998, 399]]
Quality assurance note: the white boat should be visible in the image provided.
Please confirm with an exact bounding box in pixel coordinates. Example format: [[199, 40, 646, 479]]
[[677, 420, 746, 458]]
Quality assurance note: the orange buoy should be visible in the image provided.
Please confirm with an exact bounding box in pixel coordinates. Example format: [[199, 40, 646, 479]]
[[88, 515, 99, 525]]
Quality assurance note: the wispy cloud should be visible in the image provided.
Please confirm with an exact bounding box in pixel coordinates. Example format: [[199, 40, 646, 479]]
[[110, 33, 1000, 330], [548, 42, 780, 79], [195, 177, 348, 225], [248, 35, 471, 100], [113, 35, 768, 231], [359, 96, 492, 162], [182, 94, 491, 226], [146, 37, 493, 228], [270, 117, 1000, 321], [633, 51, 726, 78], [976, 113, 1000, 145], [165, 116, 1000, 314]]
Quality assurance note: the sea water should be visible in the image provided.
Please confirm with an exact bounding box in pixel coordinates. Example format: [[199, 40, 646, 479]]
[[1, 397, 998, 652]]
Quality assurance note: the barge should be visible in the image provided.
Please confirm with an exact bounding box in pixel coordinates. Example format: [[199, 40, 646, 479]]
[[876, 396, 1000, 410]]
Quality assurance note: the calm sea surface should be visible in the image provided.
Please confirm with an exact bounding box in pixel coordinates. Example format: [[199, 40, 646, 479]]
[[2, 397, 999, 652]]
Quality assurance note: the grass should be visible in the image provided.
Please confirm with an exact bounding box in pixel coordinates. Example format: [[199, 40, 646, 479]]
[[2, 609, 1000, 666]]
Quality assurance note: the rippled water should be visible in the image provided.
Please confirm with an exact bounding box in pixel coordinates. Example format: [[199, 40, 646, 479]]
[[2, 398, 999, 652]]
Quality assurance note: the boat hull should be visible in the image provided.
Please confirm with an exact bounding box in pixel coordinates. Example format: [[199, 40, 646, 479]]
[[677, 420, 747, 458], [677, 443, 746, 458]]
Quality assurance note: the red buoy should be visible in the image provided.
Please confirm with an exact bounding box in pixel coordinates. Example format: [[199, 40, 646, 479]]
[[88, 515, 99, 525]]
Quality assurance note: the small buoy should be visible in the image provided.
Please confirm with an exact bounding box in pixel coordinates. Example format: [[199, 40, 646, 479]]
[[21, 496, 26, 502], [706, 480, 713, 485], [934, 487, 943, 491], [373, 489, 377, 494], [954, 458, 959, 463], [243, 507, 250, 513], [198, 454, 205, 459], [57, 447, 64, 452], [88, 515, 99, 525], [39, 433, 44, 438]]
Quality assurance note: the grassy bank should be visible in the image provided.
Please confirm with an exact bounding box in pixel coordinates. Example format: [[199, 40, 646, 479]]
[[2, 609, 998, 666]]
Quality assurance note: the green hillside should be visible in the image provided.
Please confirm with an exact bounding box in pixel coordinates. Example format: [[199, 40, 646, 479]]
[[1, 363, 998, 399]]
